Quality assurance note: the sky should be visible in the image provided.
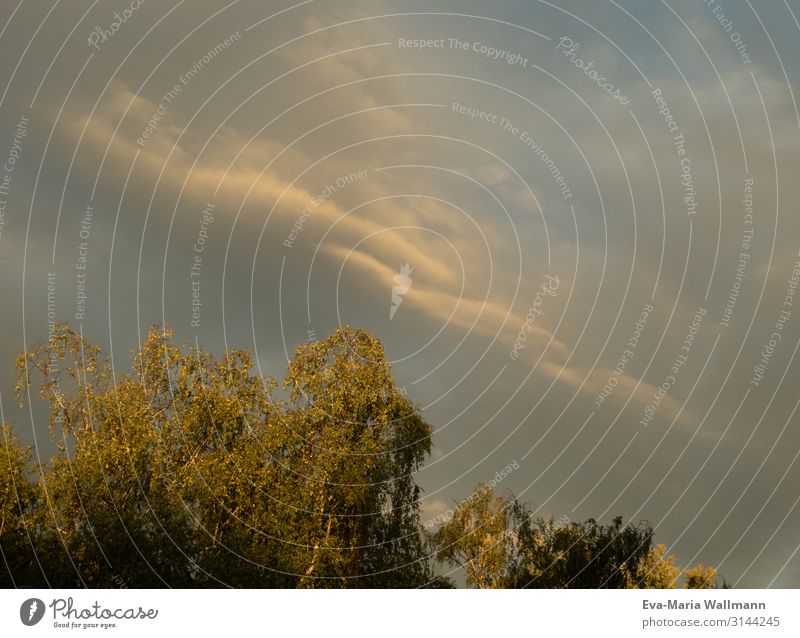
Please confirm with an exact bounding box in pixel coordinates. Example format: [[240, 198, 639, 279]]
[[1, 0, 800, 587]]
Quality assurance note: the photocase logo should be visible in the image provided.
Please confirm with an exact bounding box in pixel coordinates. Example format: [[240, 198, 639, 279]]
[[20, 598, 45, 626], [390, 262, 413, 319]]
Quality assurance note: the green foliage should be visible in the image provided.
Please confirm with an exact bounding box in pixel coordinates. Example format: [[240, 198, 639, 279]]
[[284, 328, 433, 586], [684, 563, 719, 589], [0, 423, 40, 587], [427, 484, 724, 590], [6, 324, 435, 587], [1, 325, 720, 589], [428, 483, 526, 588], [624, 543, 681, 588], [514, 514, 654, 588]]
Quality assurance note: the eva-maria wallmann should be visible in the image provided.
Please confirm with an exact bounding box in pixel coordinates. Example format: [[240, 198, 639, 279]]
[[644, 600, 767, 610]]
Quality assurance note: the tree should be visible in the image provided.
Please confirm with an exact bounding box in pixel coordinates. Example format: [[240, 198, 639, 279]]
[[428, 483, 525, 588], [284, 326, 434, 587], [15, 324, 232, 586], [12, 323, 437, 587], [515, 514, 654, 588], [428, 484, 722, 590], [623, 544, 680, 588], [4, 325, 721, 588], [685, 563, 718, 589], [0, 423, 40, 587]]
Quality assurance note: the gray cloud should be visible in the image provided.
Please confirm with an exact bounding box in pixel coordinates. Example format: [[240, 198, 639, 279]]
[[1, 0, 800, 587]]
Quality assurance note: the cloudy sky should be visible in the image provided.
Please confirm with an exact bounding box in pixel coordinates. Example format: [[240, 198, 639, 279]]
[[1, 0, 800, 586]]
